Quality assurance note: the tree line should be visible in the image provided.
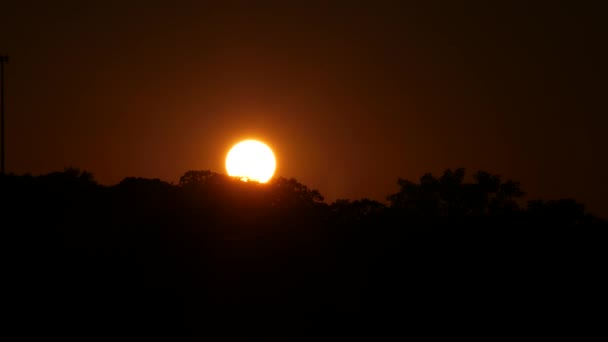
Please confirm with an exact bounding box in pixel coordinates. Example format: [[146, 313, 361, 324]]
[[2, 168, 605, 339]]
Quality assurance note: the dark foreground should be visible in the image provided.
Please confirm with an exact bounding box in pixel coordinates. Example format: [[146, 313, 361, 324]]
[[3, 170, 606, 339]]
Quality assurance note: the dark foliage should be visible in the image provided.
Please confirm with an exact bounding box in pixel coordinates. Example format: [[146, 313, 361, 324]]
[[3, 168, 606, 339]]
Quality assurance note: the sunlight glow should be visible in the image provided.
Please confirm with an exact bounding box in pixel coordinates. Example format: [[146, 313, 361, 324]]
[[226, 140, 276, 183]]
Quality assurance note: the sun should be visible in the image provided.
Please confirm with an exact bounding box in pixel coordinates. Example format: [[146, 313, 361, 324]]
[[226, 140, 276, 183]]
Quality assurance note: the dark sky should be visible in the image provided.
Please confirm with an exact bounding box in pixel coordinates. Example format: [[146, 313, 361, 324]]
[[1, 1, 607, 216]]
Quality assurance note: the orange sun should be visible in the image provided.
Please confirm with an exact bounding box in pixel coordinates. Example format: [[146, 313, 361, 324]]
[[225, 140, 276, 183]]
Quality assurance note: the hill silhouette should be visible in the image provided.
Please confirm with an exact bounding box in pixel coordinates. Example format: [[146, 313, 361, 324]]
[[3, 168, 606, 339]]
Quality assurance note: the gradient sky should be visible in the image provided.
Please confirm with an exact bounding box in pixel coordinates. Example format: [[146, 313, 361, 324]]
[[1, 1, 606, 216]]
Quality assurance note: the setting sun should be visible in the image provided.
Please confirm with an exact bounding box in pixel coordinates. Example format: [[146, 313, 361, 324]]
[[226, 140, 276, 183]]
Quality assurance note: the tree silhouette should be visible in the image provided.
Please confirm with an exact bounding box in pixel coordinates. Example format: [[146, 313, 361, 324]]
[[3, 167, 606, 339], [387, 168, 527, 221], [179, 169, 215, 187], [526, 198, 590, 225], [330, 198, 386, 223], [267, 176, 324, 208]]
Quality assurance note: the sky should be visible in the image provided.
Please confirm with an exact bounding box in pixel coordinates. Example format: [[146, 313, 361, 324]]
[[1, 1, 607, 216]]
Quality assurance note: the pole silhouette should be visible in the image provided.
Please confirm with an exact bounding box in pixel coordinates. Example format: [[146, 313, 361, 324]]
[[0, 55, 7, 175]]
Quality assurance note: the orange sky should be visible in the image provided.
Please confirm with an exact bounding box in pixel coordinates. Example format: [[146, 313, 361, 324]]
[[1, 1, 607, 217]]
